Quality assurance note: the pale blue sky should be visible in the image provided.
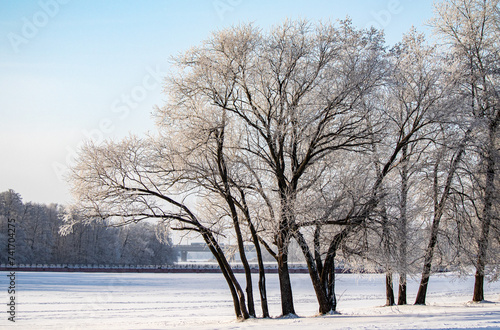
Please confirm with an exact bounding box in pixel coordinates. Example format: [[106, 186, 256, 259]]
[[0, 0, 435, 204]]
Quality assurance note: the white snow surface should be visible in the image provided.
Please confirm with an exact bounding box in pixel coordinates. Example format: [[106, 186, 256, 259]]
[[1, 271, 500, 329]]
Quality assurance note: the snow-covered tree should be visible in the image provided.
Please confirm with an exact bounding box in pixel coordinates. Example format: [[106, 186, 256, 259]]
[[66, 137, 250, 319], [384, 28, 457, 305], [426, 0, 500, 302]]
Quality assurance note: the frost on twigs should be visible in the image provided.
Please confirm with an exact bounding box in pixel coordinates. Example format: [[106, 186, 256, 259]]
[[155, 221, 171, 244], [59, 205, 100, 236]]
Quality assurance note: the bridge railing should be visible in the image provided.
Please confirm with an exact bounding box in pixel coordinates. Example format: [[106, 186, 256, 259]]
[[0, 262, 314, 273]]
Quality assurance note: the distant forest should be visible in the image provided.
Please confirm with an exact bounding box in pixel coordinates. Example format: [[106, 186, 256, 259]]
[[0, 189, 177, 265]]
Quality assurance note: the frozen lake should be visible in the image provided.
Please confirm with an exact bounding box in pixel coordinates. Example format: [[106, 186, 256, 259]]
[[1, 271, 499, 329]]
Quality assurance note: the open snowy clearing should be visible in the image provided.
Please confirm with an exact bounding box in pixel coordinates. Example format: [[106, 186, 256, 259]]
[[1, 271, 499, 329]]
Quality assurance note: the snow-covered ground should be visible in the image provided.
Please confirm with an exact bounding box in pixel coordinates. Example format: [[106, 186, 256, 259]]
[[1, 270, 499, 329]]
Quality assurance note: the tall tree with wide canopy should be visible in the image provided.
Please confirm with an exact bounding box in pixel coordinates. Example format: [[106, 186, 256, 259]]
[[163, 19, 390, 314]]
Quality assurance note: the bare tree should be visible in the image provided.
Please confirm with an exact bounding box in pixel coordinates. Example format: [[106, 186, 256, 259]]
[[427, 0, 500, 302], [66, 138, 250, 319], [162, 19, 387, 315]]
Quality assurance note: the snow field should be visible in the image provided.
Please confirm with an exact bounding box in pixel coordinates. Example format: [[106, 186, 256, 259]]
[[1, 271, 499, 329]]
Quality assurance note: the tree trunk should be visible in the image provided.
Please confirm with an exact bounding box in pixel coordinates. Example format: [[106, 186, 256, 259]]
[[202, 232, 242, 318], [415, 130, 470, 305], [398, 145, 408, 305], [248, 220, 270, 317], [294, 230, 331, 314], [277, 248, 296, 316], [322, 228, 350, 312], [276, 188, 296, 316], [386, 273, 395, 306], [328, 254, 337, 312], [215, 124, 255, 316], [381, 206, 395, 306], [473, 123, 496, 302], [414, 170, 442, 305], [314, 225, 323, 276], [202, 230, 249, 319], [473, 272, 485, 302], [230, 210, 255, 316], [398, 274, 407, 305]]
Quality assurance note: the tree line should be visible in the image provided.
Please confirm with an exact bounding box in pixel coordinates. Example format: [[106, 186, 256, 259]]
[[67, 0, 499, 320], [0, 190, 176, 266]]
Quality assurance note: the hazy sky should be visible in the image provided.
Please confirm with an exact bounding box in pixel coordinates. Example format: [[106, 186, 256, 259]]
[[0, 0, 435, 205]]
